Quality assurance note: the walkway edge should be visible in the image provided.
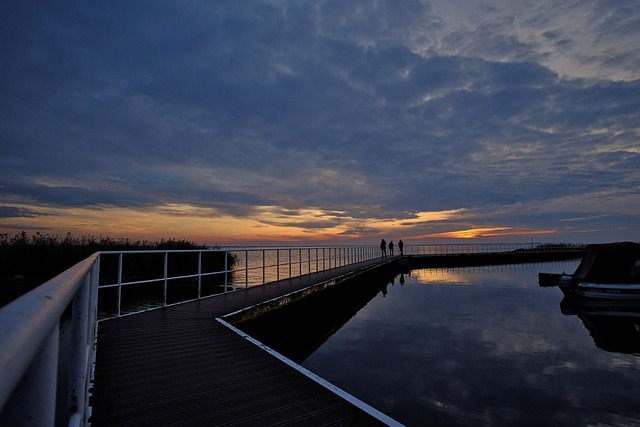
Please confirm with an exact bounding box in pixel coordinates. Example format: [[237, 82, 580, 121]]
[[216, 318, 405, 427], [222, 257, 397, 324]]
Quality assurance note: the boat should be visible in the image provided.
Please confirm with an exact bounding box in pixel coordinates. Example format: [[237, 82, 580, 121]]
[[539, 242, 640, 300]]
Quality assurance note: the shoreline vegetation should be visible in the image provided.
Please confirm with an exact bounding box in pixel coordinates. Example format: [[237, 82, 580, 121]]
[[0, 231, 211, 307]]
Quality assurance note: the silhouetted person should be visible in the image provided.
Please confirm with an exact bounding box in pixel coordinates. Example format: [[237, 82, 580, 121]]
[[380, 238, 387, 257], [389, 240, 394, 255], [398, 240, 404, 256]]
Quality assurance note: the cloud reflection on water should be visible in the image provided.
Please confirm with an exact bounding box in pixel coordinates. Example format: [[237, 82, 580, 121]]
[[298, 261, 640, 426]]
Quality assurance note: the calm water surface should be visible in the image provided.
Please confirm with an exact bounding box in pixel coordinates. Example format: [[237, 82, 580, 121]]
[[297, 261, 640, 427]]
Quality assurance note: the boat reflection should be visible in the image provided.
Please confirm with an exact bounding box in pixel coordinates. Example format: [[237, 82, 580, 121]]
[[560, 296, 640, 355]]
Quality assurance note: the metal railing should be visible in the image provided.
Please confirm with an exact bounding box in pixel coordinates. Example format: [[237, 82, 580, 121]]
[[225, 246, 380, 289], [97, 246, 380, 319], [0, 253, 99, 427], [0, 242, 585, 426], [402, 242, 585, 256]]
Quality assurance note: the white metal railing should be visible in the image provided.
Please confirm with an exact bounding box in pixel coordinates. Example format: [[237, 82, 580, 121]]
[[0, 242, 584, 426], [97, 246, 381, 319], [0, 253, 99, 427], [224, 246, 380, 290]]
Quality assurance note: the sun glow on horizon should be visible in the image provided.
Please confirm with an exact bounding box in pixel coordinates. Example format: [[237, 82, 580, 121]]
[[423, 227, 558, 239], [1, 203, 560, 245]]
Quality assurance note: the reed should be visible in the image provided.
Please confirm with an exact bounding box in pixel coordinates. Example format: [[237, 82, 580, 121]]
[[0, 231, 211, 307]]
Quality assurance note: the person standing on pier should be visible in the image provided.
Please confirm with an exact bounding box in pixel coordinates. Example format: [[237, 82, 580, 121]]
[[380, 238, 387, 257], [389, 240, 395, 255], [398, 240, 404, 256]]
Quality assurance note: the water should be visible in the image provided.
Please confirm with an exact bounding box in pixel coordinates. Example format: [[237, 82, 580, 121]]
[[245, 261, 640, 427]]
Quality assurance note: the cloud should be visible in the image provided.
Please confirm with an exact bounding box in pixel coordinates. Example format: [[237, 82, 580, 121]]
[[0, 1, 638, 243], [0, 206, 49, 219], [428, 0, 640, 81]]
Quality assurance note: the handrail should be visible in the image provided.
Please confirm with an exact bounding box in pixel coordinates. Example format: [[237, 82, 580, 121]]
[[0, 252, 99, 427], [97, 246, 382, 319]]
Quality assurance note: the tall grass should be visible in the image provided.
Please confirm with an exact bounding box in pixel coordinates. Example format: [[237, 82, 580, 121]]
[[0, 231, 211, 307]]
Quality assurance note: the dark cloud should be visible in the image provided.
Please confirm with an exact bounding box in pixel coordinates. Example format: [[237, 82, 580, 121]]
[[0, 1, 638, 241], [0, 206, 49, 219]]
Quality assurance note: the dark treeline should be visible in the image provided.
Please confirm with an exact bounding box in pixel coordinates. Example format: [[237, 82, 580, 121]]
[[0, 231, 209, 307]]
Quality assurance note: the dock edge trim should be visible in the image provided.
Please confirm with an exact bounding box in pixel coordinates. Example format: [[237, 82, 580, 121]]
[[216, 317, 405, 427]]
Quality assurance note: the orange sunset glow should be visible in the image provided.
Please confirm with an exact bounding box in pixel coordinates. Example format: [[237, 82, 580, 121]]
[[424, 227, 558, 240], [0, 203, 561, 245]]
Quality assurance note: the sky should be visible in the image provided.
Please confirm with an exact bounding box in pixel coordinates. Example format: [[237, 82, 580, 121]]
[[1, 1, 639, 245]]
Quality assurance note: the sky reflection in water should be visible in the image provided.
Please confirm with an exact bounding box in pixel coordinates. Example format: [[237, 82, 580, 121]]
[[300, 261, 640, 427]]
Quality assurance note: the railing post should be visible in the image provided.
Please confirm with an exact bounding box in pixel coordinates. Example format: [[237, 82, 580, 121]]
[[277, 250, 280, 281], [66, 258, 99, 426], [245, 251, 249, 289], [68, 273, 90, 418], [197, 251, 202, 299], [224, 250, 229, 292], [163, 252, 168, 306], [117, 253, 123, 317]]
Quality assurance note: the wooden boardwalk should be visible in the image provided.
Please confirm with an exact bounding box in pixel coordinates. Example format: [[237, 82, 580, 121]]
[[90, 257, 400, 426]]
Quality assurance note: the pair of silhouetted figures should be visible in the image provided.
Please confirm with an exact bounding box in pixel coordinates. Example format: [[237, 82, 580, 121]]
[[380, 239, 403, 257]]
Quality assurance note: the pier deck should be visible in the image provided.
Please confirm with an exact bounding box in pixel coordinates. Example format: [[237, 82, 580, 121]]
[[90, 257, 398, 426]]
